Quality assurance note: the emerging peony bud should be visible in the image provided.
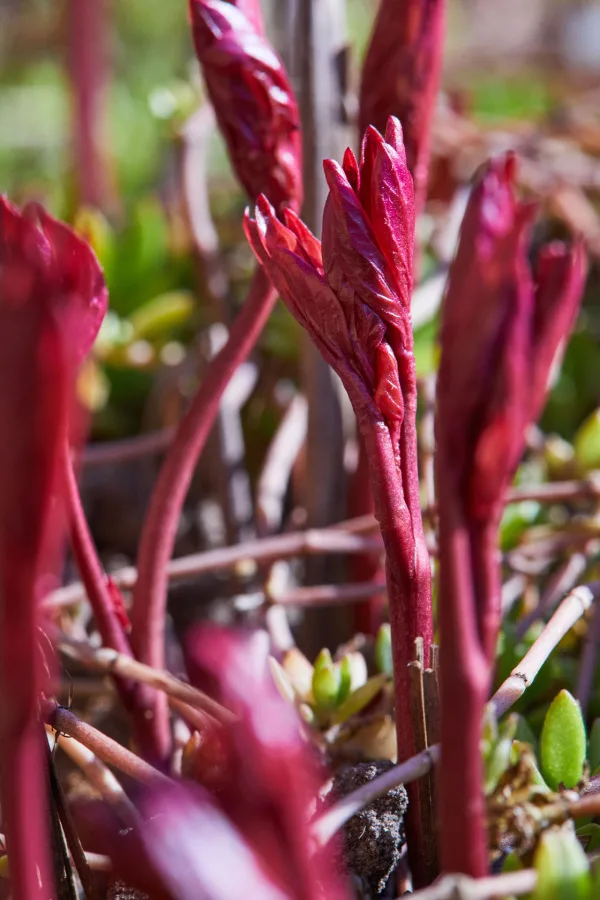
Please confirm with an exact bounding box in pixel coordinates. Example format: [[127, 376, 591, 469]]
[[189, 0, 303, 214]]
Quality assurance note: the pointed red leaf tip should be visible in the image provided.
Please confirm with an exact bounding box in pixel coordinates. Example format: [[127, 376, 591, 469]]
[[437, 153, 587, 523], [0, 197, 74, 899], [0, 197, 107, 366], [188, 0, 302, 214]]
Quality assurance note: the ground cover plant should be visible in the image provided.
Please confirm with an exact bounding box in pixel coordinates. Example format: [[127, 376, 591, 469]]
[[2, 0, 600, 898]]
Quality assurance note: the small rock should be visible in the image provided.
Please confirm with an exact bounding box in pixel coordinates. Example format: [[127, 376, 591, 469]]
[[323, 761, 408, 898]]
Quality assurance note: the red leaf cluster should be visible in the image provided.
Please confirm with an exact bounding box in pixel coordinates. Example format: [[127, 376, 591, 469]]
[[189, 0, 302, 214], [359, 0, 445, 213], [435, 156, 587, 876]]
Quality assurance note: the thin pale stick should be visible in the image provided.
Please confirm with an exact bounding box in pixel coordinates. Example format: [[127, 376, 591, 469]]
[[491, 583, 600, 717], [402, 868, 537, 900]]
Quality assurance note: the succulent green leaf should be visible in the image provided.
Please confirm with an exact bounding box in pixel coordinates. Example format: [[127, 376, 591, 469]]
[[540, 690, 586, 790], [484, 715, 518, 794], [573, 408, 600, 474], [533, 828, 591, 900], [331, 674, 388, 725], [375, 624, 393, 677], [312, 649, 342, 712], [576, 824, 600, 854], [127, 291, 195, 341]]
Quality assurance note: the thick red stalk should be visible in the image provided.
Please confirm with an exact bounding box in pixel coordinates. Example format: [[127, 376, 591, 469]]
[[62, 449, 139, 708], [67, 0, 111, 209], [360, 414, 433, 884], [130, 267, 276, 764], [437, 483, 489, 877], [0, 317, 66, 900], [348, 438, 385, 635]]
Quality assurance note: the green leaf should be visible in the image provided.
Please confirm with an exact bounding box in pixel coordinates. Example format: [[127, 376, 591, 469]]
[[484, 715, 518, 794], [375, 624, 393, 677], [127, 291, 195, 341], [540, 690, 586, 790], [510, 742, 550, 790], [502, 852, 528, 900], [514, 714, 538, 751], [312, 649, 341, 712], [533, 828, 591, 900], [576, 824, 600, 854], [500, 501, 541, 551], [588, 719, 600, 773], [331, 674, 388, 726], [573, 408, 600, 474]]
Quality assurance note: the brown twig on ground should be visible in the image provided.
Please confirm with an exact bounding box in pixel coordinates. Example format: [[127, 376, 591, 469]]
[[491, 583, 600, 717], [44, 521, 382, 609], [274, 580, 387, 607], [53, 631, 235, 725], [81, 428, 174, 468], [403, 868, 537, 900], [46, 726, 136, 822], [43, 702, 169, 787], [515, 548, 592, 638]]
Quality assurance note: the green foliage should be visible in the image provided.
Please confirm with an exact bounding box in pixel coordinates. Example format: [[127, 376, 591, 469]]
[[375, 624, 393, 677], [540, 690, 586, 791], [533, 828, 591, 900], [573, 408, 600, 474]]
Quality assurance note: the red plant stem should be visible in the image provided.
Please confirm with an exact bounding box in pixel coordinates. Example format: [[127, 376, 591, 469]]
[[67, 0, 111, 209], [63, 450, 133, 662], [437, 484, 489, 877], [470, 521, 502, 667], [130, 266, 276, 764], [360, 414, 433, 885], [348, 437, 386, 635]]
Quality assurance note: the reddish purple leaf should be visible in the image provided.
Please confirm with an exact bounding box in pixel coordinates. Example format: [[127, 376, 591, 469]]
[[0, 198, 75, 900], [189, 0, 302, 214], [359, 0, 445, 213]]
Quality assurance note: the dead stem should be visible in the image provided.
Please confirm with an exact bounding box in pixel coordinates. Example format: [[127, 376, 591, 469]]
[[401, 868, 537, 900], [491, 583, 600, 717], [43, 702, 170, 787], [45, 727, 137, 822], [44, 521, 382, 610], [52, 630, 235, 726]]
